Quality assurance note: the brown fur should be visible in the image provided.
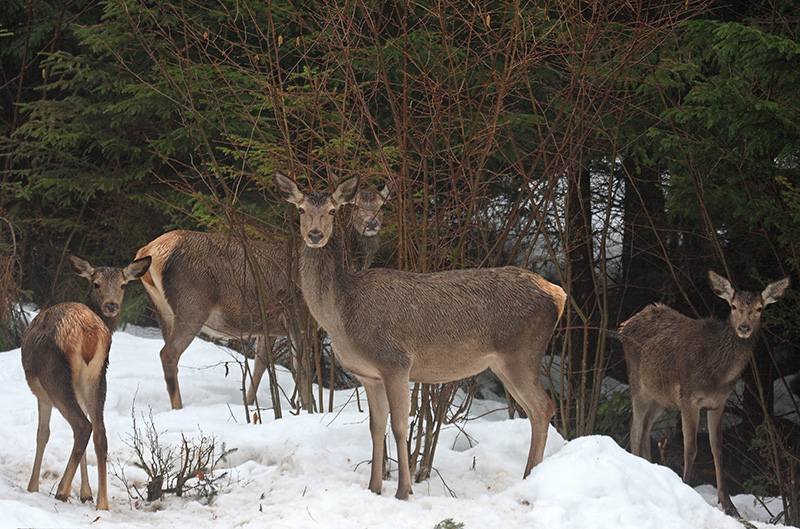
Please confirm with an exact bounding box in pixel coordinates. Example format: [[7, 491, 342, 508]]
[[21, 254, 150, 510], [276, 172, 565, 500], [135, 189, 389, 410], [619, 270, 789, 515]]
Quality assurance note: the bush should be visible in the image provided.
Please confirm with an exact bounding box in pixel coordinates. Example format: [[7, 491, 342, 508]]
[[118, 404, 236, 505]]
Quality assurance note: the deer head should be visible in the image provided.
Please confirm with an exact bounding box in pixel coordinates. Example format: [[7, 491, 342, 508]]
[[708, 270, 789, 339], [68, 252, 151, 320]]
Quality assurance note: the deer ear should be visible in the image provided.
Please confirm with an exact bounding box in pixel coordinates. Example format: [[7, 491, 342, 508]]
[[332, 176, 360, 206], [275, 172, 304, 205], [67, 252, 95, 280], [709, 270, 735, 303], [124, 256, 151, 281], [762, 277, 790, 305], [379, 185, 391, 202]]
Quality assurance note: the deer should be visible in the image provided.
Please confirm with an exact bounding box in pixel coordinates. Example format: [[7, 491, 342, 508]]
[[135, 185, 390, 410], [21, 252, 151, 510], [274, 172, 565, 500], [619, 270, 789, 516]]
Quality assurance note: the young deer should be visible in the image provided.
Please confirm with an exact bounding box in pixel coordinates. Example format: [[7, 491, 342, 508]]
[[619, 270, 789, 515], [22, 253, 151, 510], [275, 173, 565, 500], [135, 186, 389, 410]]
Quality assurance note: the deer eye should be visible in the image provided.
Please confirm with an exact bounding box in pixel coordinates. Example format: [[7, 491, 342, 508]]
[[121, 283, 129, 291], [298, 207, 305, 215], [328, 209, 336, 216], [756, 307, 762, 313], [731, 304, 738, 310], [93, 282, 101, 290]]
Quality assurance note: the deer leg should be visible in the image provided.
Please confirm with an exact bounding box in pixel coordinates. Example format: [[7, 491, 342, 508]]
[[287, 325, 313, 412], [89, 380, 109, 510], [631, 391, 663, 461], [160, 320, 205, 410], [383, 373, 412, 500], [78, 453, 92, 502], [641, 401, 665, 463], [360, 376, 389, 495], [680, 404, 700, 485], [54, 401, 92, 503], [630, 387, 646, 458], [492, 361, 555, 476], [27, 400, 52, 493], [708, 405, 738, 516], [246, 336, 277, 406]]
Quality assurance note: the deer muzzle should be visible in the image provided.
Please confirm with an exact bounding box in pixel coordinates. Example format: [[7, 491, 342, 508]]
[[736, 324, 752, 338], [307, 229, 325, 246]]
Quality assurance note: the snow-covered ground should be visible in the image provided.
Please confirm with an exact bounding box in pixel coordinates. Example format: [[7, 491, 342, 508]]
[[0, 320, 793, 529]]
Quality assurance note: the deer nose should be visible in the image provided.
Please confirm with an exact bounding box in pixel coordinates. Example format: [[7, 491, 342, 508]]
[[308, 229, 324, 245], [105, 302, 119, 314], [737, 324, 751, 336], [366, 220, 380, 233]]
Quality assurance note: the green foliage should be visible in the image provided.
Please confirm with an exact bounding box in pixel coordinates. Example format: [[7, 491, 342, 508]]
[[433, 519, 465, 529], [594, 389, 632, 440]]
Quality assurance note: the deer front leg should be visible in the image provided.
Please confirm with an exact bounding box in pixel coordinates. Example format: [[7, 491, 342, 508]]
[[680, 404, 700, 484], [708, 405, 738, 516], [384, 373, 412, 500], [360, 377, 389, 495]]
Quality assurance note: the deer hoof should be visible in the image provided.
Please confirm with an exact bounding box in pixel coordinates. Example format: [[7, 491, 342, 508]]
[[55, 492, 69, 502], [723, 504, 741, 518], [394, 488, 412, 500]]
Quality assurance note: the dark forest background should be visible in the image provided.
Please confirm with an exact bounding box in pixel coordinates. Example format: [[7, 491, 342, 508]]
[[1, 0, 799, 523]]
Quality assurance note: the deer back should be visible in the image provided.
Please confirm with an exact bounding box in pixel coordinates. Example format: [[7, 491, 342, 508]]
[[137, 230, 296, 338]]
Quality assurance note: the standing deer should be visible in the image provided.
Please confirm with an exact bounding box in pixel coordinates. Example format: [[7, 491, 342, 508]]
[[22, 253, 151, 510], [275, 172, 565, 500], [135, 186, 390, 410], [619, 270, 789, 515]]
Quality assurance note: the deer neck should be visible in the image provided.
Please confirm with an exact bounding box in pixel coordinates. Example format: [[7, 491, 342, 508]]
[[298, 233, 352, 331], [714, 320, 758, 383]]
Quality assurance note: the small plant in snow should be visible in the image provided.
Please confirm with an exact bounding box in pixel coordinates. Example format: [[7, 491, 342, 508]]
[[433, 519, 465, 529], [118, 403, 237, 505]]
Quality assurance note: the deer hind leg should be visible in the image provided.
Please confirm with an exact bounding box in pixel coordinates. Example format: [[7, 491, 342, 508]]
[[382, 372, 412, 500], [78, 453, 92, 502], [360, 376, 389, 495], [53, 398, 92, 503], [286, 325, 313, 412], [707, 405, 738, 516], [87, 377, 109, 510], [630, 389, 664, 461], [27, 400, 52, 493], [680, 403, 700, 485], [160, 318, 206, 410], [246, 336, 277, 406], [641, 401, 665, 462], [492, 357, 555, 477]]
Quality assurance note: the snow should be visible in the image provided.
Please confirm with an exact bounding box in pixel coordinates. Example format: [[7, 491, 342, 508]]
[[0, 320, 792, 529]]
